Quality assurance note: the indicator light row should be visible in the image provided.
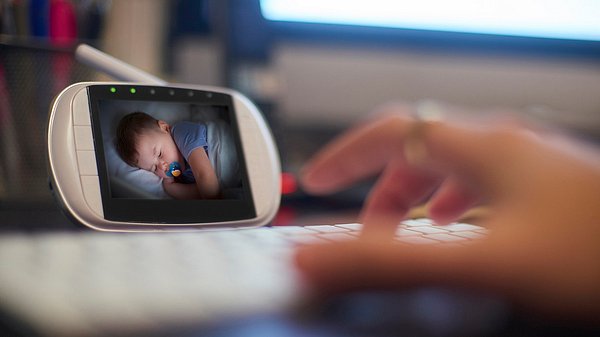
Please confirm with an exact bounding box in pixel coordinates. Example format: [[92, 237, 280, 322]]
[[109, 87, 137, 94], [108, 87, 206, 97]]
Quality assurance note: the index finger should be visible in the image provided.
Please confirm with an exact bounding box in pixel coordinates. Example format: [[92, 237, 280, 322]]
[[301, 114, 413, 194]]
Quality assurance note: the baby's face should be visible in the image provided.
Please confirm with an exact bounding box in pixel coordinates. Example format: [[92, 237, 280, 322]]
[[135, 122, 183, 179]]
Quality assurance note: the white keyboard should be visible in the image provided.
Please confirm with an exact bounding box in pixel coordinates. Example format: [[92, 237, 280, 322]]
[[0, 220, 486, 337]]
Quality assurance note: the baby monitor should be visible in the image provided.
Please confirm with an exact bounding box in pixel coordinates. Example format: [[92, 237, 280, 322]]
[[47, 82, 281, 231]]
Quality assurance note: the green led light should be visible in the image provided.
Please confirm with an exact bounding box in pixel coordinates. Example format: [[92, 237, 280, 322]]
[[130, 88, 136, 94], [110, 87, 117, 93]]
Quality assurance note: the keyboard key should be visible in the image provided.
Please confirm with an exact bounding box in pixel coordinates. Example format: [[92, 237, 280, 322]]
[[401, 219, 428, 227], [395, 228, 422, 237], [401, 218, 435, 227], [334, 223, 363, 231], [408, 226, 448, 234], [396, 236, 439, 245], [452, 231, 486, 240], [307, 225, 351, 233], [423, 233, 466, 242], [444, 223, 482, 232]]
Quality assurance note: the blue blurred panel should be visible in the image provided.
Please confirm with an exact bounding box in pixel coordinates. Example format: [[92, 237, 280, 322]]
[[260, 0, 600, 42]]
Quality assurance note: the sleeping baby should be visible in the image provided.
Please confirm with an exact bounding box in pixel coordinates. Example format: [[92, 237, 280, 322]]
[[115, 112, 220, 199]]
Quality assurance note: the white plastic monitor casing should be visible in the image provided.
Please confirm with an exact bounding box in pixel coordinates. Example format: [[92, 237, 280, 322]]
[[47, 82, 281, 232]]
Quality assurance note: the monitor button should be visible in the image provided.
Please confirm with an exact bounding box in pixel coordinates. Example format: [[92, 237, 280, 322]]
[[77, 150, 98, 175], [81, 175, 103, 217], [74, 126, 94, 150], [72, 88, 91, 125]]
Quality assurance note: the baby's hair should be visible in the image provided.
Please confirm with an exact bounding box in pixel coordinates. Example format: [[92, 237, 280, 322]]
[[115, 112, 160, 167]]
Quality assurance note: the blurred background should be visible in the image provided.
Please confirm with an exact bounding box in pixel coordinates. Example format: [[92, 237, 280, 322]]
[[1, 0, 599, 229]]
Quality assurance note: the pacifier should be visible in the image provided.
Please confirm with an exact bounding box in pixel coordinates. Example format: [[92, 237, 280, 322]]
[[166, 162, 182, 178]]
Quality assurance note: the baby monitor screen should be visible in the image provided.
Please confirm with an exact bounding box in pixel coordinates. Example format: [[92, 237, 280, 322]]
[[88, 85, 256, 223]]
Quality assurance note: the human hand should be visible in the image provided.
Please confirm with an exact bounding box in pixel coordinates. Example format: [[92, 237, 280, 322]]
[[297, 104, 600, 320]]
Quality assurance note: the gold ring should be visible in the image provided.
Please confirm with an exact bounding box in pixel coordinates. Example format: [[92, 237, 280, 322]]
[[403, 100, 444, 166]]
